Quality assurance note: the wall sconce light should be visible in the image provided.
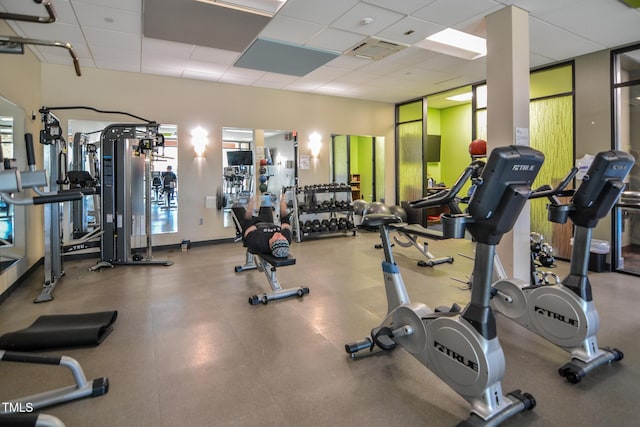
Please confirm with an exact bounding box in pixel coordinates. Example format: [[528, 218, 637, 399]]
[[191, 126, 208, 157], [309, 132, 322, 158]]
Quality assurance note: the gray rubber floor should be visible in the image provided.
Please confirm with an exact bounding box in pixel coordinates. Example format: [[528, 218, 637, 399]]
[[0, 232, 637, 426]]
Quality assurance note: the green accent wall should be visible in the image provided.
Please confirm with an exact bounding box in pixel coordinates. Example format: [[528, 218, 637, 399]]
[[440, 103, 472, 194], [354, 136, 373, 201]]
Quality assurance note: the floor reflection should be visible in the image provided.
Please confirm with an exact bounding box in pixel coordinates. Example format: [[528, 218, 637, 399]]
[[151, 194, 178, 234]]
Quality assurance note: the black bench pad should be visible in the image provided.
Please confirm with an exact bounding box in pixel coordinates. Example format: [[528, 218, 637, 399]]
[[390, 222, 445, 240], [250, 251, 296, 267]]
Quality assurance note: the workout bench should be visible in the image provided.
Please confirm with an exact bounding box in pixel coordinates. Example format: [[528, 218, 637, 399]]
[[231, 206, 309, 305], [388, 222, 454, 267]]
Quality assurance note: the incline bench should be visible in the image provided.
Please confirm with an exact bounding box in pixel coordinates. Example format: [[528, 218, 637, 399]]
[[387, 221, 454, 267], [231, 206, 309, 305]]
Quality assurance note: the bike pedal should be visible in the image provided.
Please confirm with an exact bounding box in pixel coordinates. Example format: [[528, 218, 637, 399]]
[[372, 326, 397, 351], [375, 335, 397, 350]]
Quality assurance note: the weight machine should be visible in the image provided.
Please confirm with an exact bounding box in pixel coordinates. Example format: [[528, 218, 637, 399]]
[[35, 106, 172, 271], [91, 122, 172, 269]]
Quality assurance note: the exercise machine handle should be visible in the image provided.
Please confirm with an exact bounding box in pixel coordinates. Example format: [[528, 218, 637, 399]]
[[33, 193, 83, 204], [529, 167, 578, 202], [25, 133, 37, 167], [409, 162, 481, 209]]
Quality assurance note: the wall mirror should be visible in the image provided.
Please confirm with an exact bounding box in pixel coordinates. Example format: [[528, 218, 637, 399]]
[[0, 95, 27, 274], [221, 127, 296, 228]]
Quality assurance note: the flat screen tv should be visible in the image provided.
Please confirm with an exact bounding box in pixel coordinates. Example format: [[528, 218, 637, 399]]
[[426, 135, 441, 162], [227, 150, 253, 166]]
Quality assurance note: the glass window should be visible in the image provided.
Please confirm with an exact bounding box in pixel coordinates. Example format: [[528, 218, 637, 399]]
[[613, 45, 640, 275]]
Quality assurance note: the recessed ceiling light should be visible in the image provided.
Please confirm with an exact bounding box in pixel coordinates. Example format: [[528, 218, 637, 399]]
[[416, 28, 486, 60], [194, 0, 287, 18]]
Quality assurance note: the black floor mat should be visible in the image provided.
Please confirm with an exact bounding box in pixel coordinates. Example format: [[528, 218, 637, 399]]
[[0, 310, 118, 351]]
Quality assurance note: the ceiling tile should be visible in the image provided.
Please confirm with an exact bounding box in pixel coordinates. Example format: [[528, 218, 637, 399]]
[[184, 60, 229, 75], [72, 0, 142, 13], [362, 0, 437, 15], [143, 0, 270, 52], [181, 69, 223, 82], [375, 16, 443, 45], [235, 38, 339, 77], [278, 0, 359, 26], [83, 28, 141, 50], [413, 0, 499, 27], [324, 54, 370, 71], [330, 3, 405, 36], [190, 46, 239, 65], [72, 2, 140, 33], [306, 28, 366, 52], [536, 0, 640, 48], [529, 17, 604, 61], [260, 15, 325, 44], [142, 37, 193, 59]]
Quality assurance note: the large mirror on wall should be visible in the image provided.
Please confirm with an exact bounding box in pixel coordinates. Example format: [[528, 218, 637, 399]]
[[220, 127, 297, 228], [0, 96, 27, 274], [66, 120, 179, 253]]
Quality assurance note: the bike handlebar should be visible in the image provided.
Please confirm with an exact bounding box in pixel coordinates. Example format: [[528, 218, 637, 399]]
[[409, 161, 483, 209], [528, 167, 578, 201]]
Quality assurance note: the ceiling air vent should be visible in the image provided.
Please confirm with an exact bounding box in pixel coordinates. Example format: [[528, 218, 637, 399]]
[[345, 37, 407, 60]]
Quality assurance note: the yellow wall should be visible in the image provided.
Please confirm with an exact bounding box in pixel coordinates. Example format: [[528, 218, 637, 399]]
[[0, 20, 44, 296], [39, 64, 395, 246]]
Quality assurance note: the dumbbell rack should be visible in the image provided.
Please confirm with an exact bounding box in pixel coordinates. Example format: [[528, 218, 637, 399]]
[[291, 184, 357, 242]]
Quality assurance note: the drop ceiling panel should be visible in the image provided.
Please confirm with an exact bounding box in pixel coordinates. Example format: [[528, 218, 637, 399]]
[[413, 0, 499, 27], [278, 0, 359, 26], [73, 2, 140, 32], [260, 15, 325, 44], [91, 45, 141, 68], [235, 38, 339, 76], [83, 28, 141, 50], [324, 54, 370, 71], [363, 0, 437, 15], [181, 69, 223, 81], [307, 28, 366, 52], [375, 16, 443, 45], [536, 0, 640, 48], [142, 38, 193, 59], [503, 0, 584, 17], [529, 17, 604, 61], [190, 46, 239, 65], [184, 60, 229, 75], [142, 0, 270, 52], [74, 0, 141, 13], [331, 3, 405, 36]]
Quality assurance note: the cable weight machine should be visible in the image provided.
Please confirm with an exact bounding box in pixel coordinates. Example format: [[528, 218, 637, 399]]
[[91, 122, 172, 269], [37, 106, 172, 272]]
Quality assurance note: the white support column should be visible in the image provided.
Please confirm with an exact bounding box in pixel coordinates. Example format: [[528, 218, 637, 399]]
[[486, 6, 531, 279]]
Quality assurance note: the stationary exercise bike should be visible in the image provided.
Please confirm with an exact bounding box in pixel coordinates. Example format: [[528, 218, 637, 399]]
[[345, 145, 543, 426], [490, 150, 635, 383]]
